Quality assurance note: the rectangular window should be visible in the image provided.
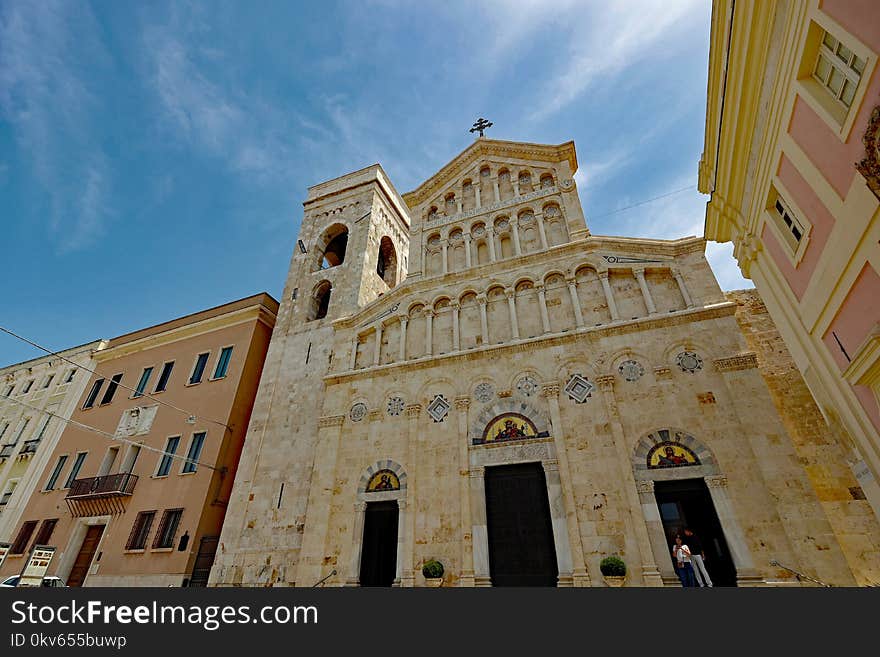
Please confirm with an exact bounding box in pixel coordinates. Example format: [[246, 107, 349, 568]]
[[156, 436, 180, 477], [63, 452, 87, 488], [152, 508, 183, 549], [126, 511, 156, 550], [182, 432, 206, 474], [813, 30, 865, 109], [43, 374, 54, 389], [65, 369, 77, 383], [45, 455, 68, 490], [33, 519, 58, 546], [4, 385, 13, 397], [0, 481, 16, 506], [13, 418, 30, 444], [772, 194, 807, 252], [99, 373, 123, 405], [213, 347, 234, 379], [83, 379, 104, 409], [22, 380, 33, 394], [189, 353, 210, 385], [0, 423, 8, 440], [35, 417, 51, 442], [133, 367, 154, 398], [154, 362, 174, 393], [11, 520, 38, 554]]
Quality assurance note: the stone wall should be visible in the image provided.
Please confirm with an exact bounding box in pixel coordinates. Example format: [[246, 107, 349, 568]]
[[727, 289, 880, 585]]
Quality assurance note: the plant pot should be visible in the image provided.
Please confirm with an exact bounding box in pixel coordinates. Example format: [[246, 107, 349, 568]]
[[424, 577, 443, 587], [603, 575, 626, 587]]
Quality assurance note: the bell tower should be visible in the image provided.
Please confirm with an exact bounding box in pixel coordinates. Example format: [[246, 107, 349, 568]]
[[209, 164, 410, 586]]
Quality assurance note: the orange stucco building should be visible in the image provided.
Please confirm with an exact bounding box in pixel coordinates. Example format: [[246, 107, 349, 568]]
[[0, 293, 277, 586]]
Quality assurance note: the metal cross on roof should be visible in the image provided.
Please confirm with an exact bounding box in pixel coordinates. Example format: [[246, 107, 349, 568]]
[[470, 117, 493, 138]]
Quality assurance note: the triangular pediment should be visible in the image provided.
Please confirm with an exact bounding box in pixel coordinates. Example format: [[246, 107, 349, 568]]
[[402, 138, 577, 209]]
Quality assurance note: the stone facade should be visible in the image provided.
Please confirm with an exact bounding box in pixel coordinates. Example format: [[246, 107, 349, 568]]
[[210, 138, 871, 587], [727, 289, 880, 585]]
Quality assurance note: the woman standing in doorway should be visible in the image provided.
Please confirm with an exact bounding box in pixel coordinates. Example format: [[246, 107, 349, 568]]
[[672, 535, 696, 587]]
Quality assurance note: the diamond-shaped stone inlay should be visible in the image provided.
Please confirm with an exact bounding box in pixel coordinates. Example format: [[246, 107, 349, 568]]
[[350, 402, 367, 422], [387, 396, 404, 416], [427, 394, 450, 422], [516, 375, 539, 397], [474, 383, 494, 403], [618, 360, 645, 382], [564, 374, 594, 403], [676, 351, 703, 374]]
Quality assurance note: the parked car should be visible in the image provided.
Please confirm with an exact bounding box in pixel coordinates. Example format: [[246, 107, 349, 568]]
[[0, 575, 66, 587]]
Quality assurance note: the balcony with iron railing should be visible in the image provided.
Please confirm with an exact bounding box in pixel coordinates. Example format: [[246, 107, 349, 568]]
[[65, 473, 138, 516]]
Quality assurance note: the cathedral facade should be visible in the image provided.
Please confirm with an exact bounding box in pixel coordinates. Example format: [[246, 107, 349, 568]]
[[209, 138, 878, 587]]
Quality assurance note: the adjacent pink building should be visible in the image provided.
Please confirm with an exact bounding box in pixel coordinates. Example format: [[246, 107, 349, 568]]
[[700, 1, 880, 515]]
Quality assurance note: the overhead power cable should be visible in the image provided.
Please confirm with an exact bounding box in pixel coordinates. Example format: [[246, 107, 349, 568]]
[[589, 185, 696, 221], [3, 395, 221, 472], [0, 326, 231, 432]]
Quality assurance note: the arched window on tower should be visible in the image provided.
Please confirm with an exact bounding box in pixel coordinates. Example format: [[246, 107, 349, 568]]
[[377, 236, 398, 287], [316, 224, 348, 270], [309, 281, 333, 321]]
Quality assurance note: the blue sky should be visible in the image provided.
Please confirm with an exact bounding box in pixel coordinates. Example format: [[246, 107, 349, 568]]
[[0, 0, 749, 367]]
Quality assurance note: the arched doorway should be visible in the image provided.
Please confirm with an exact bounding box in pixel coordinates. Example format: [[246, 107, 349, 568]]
[[633, 429, 757, 587], [350, 461, 407, 587]]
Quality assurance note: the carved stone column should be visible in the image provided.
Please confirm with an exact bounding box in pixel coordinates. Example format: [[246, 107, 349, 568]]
[[477, 294, 489, 345], [672, 268, 695, 308], [536, 284, 551, 333], [451, 301, 461, 352], [635, 479, 678, 584], [455, 396, 475, 586], [542, 383, 590, 586], [511, 218, 522, 256], [542, 459, 576, 586], [373, 324, 382, 367], [566, 277, 585, 328], [396, 499, 409, 586], [704, 474, 764, 586], [512, 178, 520, 197], [596, 375, 664, 586], [505, 288, 520, 340], [470, 466, 491, 586], [487, 230, 497, 262], [424, 309, 434, 357], [346, 501, 367, 586], [493, 177, 500, 203], [536, 213, 549, 250], [598, 271, 620, 320], [633, 268, 656, 315], [404, 403, 422, 587], [463, 234, 472, 268], [474, 183, 481, 209], [349, 336, 359, 370], [441, 240, 449, 276], [398, 315, 408, 361]]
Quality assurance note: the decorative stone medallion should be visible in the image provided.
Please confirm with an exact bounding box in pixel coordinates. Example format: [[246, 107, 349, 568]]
[[544, 205, 560, 218], [350, 402, 367, 422], [427, 394, 451, 422], [516, 375, 539, 397], [473, 383, 494, 403], [386, 396, 404, 416], [564, 374, 594, 403], [366, 469, 400, 492], [560, 178, 574, 190], [472, 225, 486, 237], [618, 359, 645, 382], [676, 351, 703, 374]]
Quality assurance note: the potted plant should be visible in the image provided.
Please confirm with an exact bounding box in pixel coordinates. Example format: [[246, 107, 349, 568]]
[[422, 559, 444, 587], [600, 556, 627, 587]]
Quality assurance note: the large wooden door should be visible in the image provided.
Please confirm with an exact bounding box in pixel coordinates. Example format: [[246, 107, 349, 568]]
[[66, 525, 104, 587], [188, 536, 219, 587], [485, 463, 558, 586], [359, 501, 399, 587]]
